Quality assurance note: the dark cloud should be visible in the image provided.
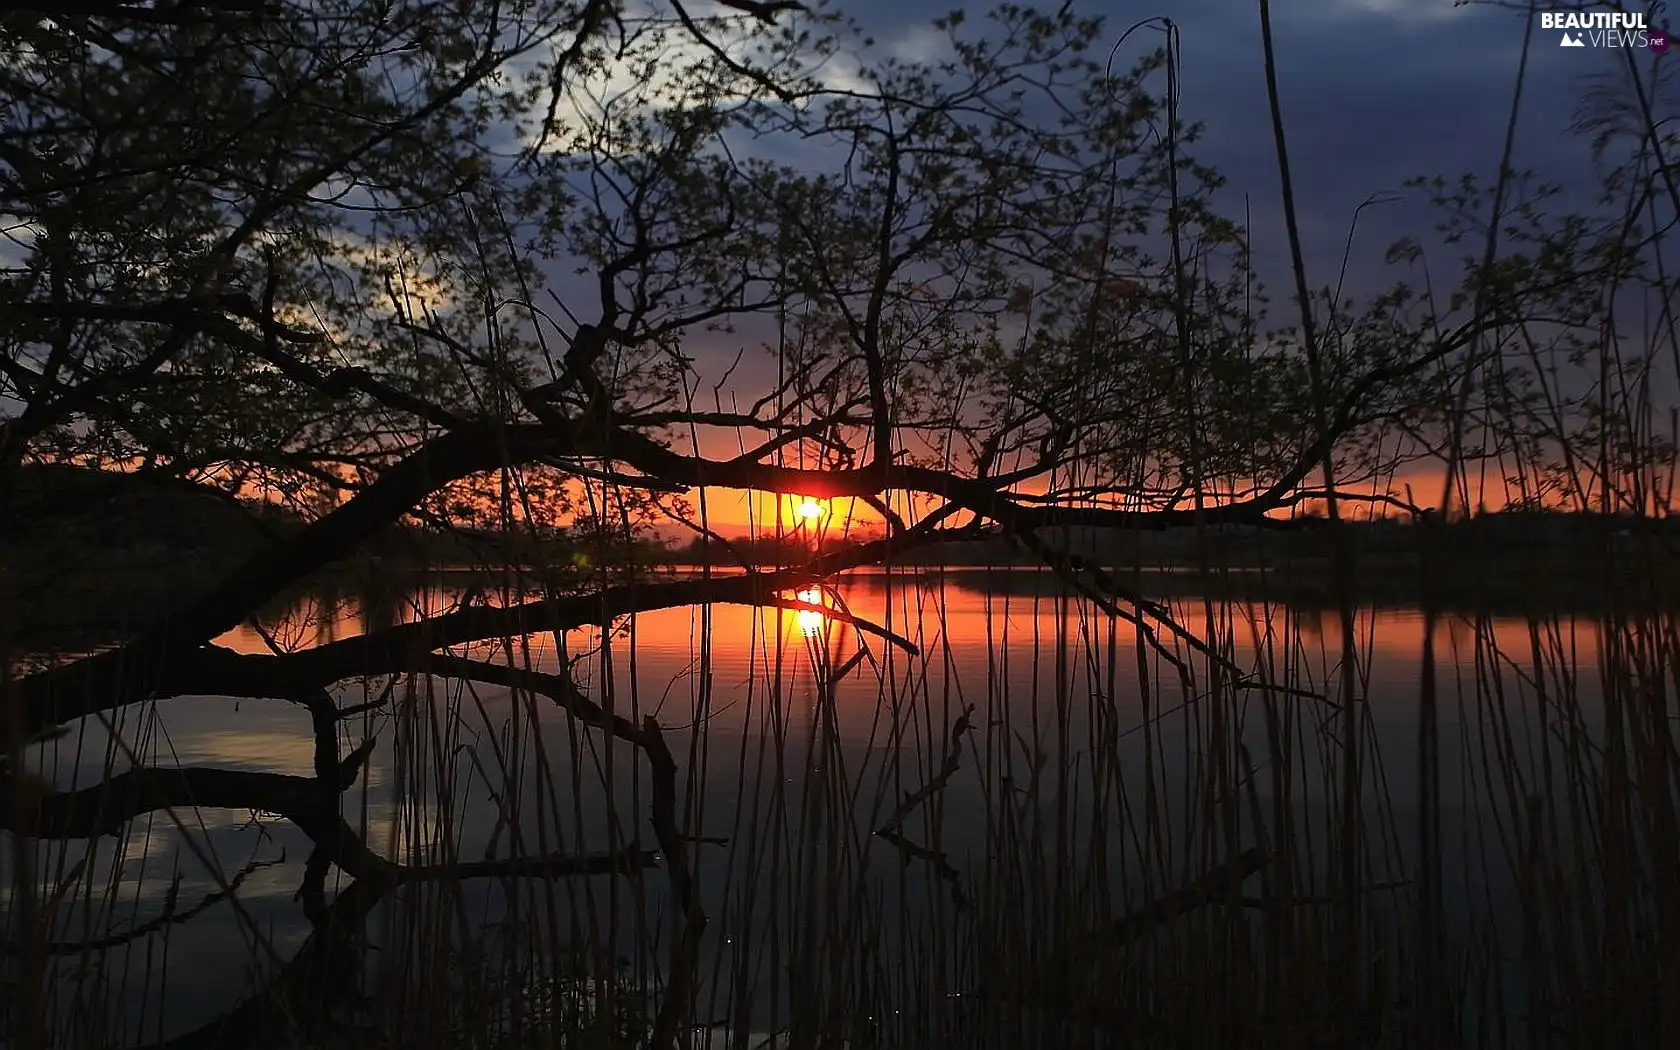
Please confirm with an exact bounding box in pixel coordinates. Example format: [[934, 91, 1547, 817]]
[[826, 0, 1631, 293], [546, 1, 1662, 395], [1181, 0, 1610, 288]]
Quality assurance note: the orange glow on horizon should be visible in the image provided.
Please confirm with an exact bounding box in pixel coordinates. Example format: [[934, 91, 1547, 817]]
[[71, 439, 1663, 535]]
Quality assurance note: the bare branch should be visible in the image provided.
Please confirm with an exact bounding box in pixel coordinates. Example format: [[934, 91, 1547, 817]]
[[16, 853, 288, 956], [874, 706, 973, 911]]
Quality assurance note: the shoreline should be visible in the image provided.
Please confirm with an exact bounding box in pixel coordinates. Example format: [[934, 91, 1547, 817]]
[[11, 549, 1675, 655]]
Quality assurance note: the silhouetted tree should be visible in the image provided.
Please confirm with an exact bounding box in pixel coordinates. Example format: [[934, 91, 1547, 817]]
[[3, 1, 1670, 1047]]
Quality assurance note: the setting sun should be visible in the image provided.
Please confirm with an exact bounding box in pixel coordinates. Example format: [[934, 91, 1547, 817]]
[[796, 498, 826, 522]]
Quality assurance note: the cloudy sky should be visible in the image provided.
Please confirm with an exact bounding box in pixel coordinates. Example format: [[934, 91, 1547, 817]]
[[651, 0, 1670, 525], [833, 0, 1627, 295]]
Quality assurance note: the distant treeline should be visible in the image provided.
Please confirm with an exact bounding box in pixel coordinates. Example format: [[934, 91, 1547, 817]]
[[662, 509, 1680, 569], [10, 463, 1677, 650]]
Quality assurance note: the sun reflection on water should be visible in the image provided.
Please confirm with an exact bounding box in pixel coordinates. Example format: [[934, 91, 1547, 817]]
[[794, 586, 826, 635]]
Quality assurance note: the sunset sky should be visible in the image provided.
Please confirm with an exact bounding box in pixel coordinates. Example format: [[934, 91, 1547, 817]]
[[569, 1, 1646, 531], [12, 3, 1649, 531]]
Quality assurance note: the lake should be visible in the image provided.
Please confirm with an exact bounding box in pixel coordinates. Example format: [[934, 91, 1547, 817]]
[[8, 567, 1630, 1047]]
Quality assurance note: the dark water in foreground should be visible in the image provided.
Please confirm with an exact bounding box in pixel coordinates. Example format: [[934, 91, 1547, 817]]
[[6, 569, 1626, 1045]]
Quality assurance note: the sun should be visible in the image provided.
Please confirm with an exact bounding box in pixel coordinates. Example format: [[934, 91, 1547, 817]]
[[795, 498, 826, 522]]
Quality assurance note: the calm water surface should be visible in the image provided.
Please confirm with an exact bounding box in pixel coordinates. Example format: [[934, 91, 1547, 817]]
[[11, 570, 1607, 1043]]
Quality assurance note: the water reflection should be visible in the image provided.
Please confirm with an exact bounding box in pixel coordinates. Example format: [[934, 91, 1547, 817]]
[[793, 586, 826, 635], [21, 568, 1628, 1046]]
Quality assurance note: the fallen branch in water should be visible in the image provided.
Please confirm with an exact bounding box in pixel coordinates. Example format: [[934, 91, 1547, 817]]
[[10, 852, 288, 956], [999, 847, 1274, 1020], [140, 835, 656, 1050], [877, 705, 974, 834], [5, 764, 656, 881], [1092, 847, 1272, 953], [873, 706, 974, 911], [433, 652, 706, 1050]]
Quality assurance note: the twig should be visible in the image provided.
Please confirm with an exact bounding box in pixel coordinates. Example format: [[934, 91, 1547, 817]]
[[17, 853, 288, 956], [874, 707, 974, 911]]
